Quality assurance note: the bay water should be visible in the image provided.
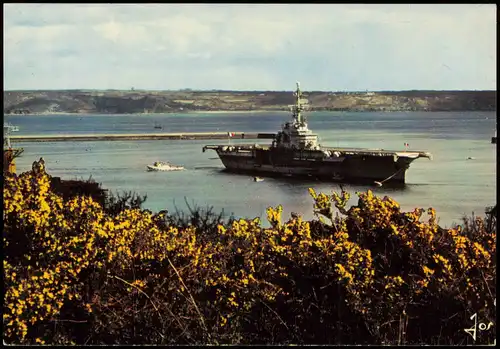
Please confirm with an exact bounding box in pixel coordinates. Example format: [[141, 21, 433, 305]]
[[6, 111, 497, 228]]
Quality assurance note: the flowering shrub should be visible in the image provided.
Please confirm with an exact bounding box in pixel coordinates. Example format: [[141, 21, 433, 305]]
[[3, 160, 496, 345]]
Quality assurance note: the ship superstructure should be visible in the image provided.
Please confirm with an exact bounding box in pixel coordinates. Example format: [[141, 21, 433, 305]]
[[272, 82, 319, 150], [203, 83, 432, 185]]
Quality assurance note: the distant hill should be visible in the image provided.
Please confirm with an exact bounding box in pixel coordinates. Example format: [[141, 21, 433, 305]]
[[3, 89, 496, 114]]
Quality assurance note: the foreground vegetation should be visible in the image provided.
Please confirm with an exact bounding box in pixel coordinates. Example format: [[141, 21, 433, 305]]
[[3, 160, 496, 345]]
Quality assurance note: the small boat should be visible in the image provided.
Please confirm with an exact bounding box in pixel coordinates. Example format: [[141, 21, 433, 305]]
[[147, 161, 184, 172], [154, 122, 163, 129], [253, 176, 264, 182]]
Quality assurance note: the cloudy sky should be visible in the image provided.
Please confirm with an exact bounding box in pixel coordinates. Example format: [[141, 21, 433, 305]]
[[3, 4, 496, 91]]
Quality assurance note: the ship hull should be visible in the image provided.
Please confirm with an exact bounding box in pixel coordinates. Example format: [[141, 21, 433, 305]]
[[207, 146, 427, 185]]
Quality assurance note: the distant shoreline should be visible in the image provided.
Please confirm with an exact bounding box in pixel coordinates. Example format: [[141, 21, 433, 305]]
[[191, 110, 278, 114], [5, 109, 497, 117], [4, 110, 285, 117], [4, 89, 496, 115]]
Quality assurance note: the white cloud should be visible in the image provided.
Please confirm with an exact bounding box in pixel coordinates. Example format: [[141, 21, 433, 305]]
[[93, 20, 122, 43], [3, 4, 497, 90]]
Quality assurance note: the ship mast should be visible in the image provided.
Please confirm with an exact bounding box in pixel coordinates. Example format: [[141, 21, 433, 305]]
[[292, 81, 307, 125]]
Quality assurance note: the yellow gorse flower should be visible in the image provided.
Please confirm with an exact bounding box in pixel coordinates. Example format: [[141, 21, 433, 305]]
[[3, 160, 496, 345]]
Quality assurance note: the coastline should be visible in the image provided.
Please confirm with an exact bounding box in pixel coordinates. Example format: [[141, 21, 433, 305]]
[[4, 108, 496, 116], [5, 110, 289, 117], [4, 89, 496, 116], [190, 110, 284, 114], [5, 112, 90, 116]]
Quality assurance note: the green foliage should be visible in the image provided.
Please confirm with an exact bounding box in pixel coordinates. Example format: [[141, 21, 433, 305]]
[[104, 190, 148, 216]]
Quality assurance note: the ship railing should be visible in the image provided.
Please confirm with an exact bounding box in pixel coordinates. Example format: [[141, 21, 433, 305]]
[[202, 144, 271, 153], [321, 147, 432, 159]]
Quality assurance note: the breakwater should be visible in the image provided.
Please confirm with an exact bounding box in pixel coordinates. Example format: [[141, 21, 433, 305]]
[[10, 132, 276, 142]]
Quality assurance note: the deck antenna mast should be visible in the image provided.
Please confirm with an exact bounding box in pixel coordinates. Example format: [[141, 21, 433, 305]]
[[291, 81, 309, 125]]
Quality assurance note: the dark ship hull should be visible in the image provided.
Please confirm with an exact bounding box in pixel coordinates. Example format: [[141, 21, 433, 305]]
[[203, 144, 431, 185]]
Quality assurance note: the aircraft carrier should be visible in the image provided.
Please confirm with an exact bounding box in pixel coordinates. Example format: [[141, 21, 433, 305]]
[[203, 82, 432, 186]]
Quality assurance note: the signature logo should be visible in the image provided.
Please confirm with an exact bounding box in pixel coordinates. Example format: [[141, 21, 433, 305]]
[[464, 298, 495, 344], [464, 313, 494, 341]]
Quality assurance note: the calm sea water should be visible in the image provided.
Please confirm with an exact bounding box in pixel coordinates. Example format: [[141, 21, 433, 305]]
[[6, 111, 497, 228]]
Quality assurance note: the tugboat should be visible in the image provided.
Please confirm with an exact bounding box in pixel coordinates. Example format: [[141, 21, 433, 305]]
[[202, 82, 432, 185]]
